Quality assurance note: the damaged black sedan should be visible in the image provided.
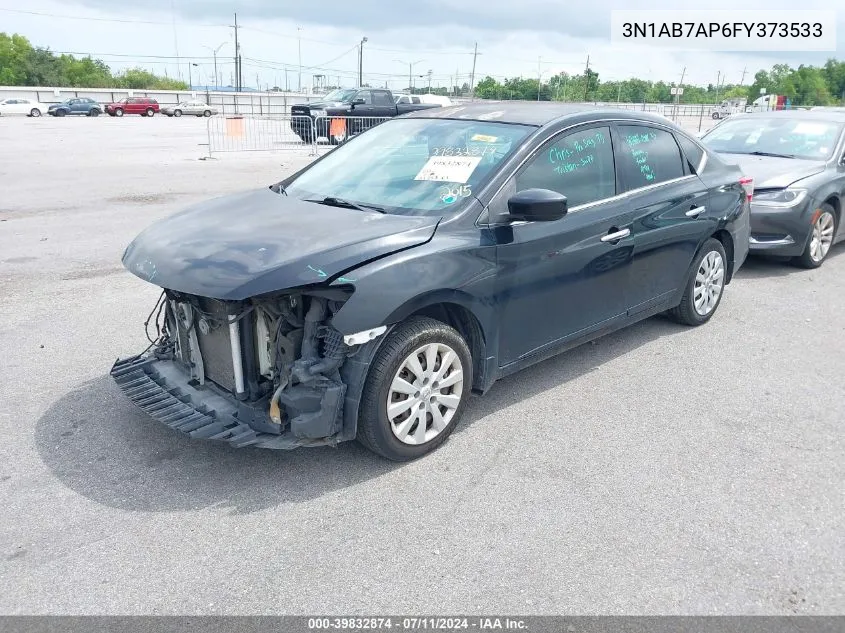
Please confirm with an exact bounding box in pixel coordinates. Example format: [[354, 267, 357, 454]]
[[113, 103, 750, 461]]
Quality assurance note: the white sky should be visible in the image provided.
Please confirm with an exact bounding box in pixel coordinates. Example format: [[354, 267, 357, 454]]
[[0, 2, 842, 91]]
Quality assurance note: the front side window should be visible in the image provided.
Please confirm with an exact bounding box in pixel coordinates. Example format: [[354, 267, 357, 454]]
[[702, 117, 842, 160], [356, 91, 373, 105], [285, 118, 533, 215], [616, 125, 685, 190], [515, 126, 616, 208]]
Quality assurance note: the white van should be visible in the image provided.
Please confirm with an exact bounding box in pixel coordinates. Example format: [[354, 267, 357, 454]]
[[395, 94, 453, 107]]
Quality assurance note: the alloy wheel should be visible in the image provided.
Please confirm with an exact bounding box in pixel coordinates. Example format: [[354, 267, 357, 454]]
[[387, 343, 464, 445], [693, 250, 725, 316], [809, 211, 835, 263]]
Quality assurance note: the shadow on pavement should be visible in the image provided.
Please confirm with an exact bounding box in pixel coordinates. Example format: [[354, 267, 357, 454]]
[[735, 245, 844, 280], [36, 314, 686, 515]]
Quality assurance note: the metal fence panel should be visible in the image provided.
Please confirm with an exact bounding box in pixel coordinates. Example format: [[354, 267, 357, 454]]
[[206, 115, 317, 155]]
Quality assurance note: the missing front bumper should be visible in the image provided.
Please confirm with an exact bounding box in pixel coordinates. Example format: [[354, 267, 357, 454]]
[[110, 355, 337, 450]]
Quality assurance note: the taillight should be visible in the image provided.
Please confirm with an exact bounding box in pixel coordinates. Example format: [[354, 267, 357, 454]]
[[739, 176, 754, 202]]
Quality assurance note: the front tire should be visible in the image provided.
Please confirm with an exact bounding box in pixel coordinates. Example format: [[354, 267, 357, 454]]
[[794, 204, 837, 269], [114, 108, 124, 117], [357, 317, 472, 461], [668, 238, 728, 326]]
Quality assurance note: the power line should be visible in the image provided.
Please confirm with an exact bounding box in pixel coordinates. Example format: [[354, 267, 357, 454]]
[[0, 7, 225, 27]]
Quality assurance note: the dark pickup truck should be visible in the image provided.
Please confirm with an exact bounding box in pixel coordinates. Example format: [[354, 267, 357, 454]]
[[290, 87, 441, 145]]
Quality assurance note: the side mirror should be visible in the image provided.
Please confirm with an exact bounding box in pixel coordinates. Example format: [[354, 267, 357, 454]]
[[351, 98, 366, 107], [507, 189, 568, 222]]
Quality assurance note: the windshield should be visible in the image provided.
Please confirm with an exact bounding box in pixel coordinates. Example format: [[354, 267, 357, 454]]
[[322, 89, 359, 103], [703, 117, 842, 160], [285, 118, 534, 215]]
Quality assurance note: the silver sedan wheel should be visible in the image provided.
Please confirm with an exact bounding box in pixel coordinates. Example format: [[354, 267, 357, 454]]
[[387, 343, 464, 445], [809, 211, 835, 263], [693, 250, 725, 316]]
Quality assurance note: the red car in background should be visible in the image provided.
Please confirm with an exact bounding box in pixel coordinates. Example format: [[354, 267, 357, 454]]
[[105, 97, 160, 117]]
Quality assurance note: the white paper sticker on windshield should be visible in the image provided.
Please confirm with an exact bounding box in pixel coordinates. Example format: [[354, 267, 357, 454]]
[[792, 122, 830, 135], [414, 156, 482, 183]]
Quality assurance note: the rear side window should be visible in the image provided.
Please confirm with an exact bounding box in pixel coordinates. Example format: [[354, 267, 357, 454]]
[[373, 91, 393, 106], [676, 133, 706, 173], [516, 126, 616, 208], [616, 125, 685, 189], [412, 97, 421, 104]]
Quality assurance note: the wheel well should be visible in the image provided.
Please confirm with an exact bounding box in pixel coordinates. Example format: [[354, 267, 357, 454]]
[[711, 229, 735, 282], [823, 196, 841, 225], [407, 302, 486, 392]]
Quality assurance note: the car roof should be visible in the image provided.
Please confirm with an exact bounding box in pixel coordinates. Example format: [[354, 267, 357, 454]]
[[725, 110, 845, 124], [404, 101, 675, 128]]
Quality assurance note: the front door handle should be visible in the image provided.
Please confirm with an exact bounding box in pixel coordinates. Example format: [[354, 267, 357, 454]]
[[601, 228, 631, 242], [686, 206, 706, 218]]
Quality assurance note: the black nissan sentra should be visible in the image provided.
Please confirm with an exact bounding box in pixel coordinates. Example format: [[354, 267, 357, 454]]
[[113, 104, 751, 461]]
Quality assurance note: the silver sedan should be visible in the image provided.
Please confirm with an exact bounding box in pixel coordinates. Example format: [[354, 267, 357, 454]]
[[162, 101, 217, 117]]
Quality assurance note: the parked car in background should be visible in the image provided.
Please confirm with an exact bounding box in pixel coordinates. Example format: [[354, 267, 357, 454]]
[[47, 98, 102, 117], [0, 98, 50, 117], [161, 101, 217, 117], [712, 98, 747, 120], [290, 87, 442, 145], [395, 94, 453, 107], [105, 98, 160, 117], [701, 111, 845, 268], [112, 104, 750, 461]]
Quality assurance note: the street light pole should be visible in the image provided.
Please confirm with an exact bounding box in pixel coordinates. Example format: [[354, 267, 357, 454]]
[[358, 37, 368, 87], [203, 42, 228, 90], [297, 27, 302, 91], [394, 58, 425, 93]]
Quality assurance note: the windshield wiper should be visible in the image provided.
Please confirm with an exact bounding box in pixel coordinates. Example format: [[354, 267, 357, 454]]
[[306, 196, 385, 213], [743, 150, 798, 159]]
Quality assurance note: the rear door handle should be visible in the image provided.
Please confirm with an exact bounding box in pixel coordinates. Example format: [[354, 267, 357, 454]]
[[686, 206, 706, 218], [601, 228, 631, 242]]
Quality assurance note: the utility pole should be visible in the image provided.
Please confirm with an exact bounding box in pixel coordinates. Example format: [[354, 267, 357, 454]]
[[715, 70, 721, 103], [583, 55, 590, 101], [427, 69, 432, 93], [739, 66, 747, 85], [170, 0, 181, 80], [537, 56, 542, 101], [469, 42, 478, 99], [187, 62, 192, 89], [232, 12, 240, 92]]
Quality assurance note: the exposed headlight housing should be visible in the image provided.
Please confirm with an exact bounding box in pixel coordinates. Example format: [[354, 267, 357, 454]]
[[752, 188, 808, 207]]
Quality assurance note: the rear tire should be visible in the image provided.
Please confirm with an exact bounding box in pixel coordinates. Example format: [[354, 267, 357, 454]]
[[173, 109, 182, 117], [89, 109, 100, 117], [794, 204, 837, 269], [668, 238, 728, 326], [145, 108, 155, 117], [203, 110, 212, 117], [711, 112, 720, 119], [30, 108, 41, 117], [357, 317, 472, 461]]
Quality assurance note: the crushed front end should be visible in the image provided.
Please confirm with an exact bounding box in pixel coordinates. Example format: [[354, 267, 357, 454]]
[[111, 288, 361, 449]]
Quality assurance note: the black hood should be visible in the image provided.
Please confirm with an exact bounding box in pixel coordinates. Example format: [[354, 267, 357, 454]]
[[718, 153, 826, 189], [122, 188, 439, 300]]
